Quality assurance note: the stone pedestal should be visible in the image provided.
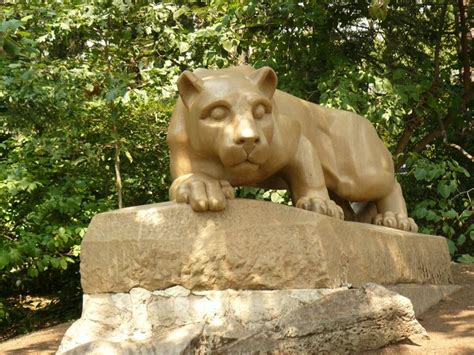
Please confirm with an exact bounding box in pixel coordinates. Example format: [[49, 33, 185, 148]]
[[58, 199, 458, 354]]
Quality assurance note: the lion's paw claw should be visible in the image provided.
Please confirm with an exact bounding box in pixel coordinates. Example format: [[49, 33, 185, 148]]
[[172, 175, 234, 212], [296, 197, 344, 220], [372, 212, 418, 232]]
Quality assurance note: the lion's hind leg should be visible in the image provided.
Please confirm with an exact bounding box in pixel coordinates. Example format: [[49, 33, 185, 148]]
[[372, 181, 418, 232]]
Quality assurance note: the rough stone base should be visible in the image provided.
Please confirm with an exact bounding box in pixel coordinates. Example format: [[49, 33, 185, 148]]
[[61, 200, 457, 353], [80, 200, 453, 293], [58, 284, 429, 354]]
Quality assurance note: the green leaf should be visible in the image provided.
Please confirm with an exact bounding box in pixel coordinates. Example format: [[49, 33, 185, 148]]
[[222, 39, 234, 53], [457, 254, 474, 264], [393, 68, 404, 80], [106, 89, 118, 102], [446, 239, 456, 256], [414, 206, 428, 219], [124, 150, 133, 163], [27, 266, 39, 278], [20, 15, 33, 23], [50, 258, 59, 268], [0, 253, 10, 269], [3, 37, 22, 56], [414, 169, 427, 181], [179, 42, 190, 53], [425, 210, 438, 221], [17, 31, 31, 37], [59, 258, 68, 270], [427, 95, 438, 110], [442, 209, 457, 219], [448, 180, 458, 193], [270, 191, 283, 203], [173, 7, 188, 20], [437, 183, 451, 198], [36, 34, 49, 43], [457, 234, 466, 246], [381, 78, 392, 91], [460, 210, 473, 220], [27, 182, 40, 192], [71, 245, 81, 257], [73, 157, 87, 166], [60, 22, 70, 31], [442, 225, 454, 236], [75, 227, 86, 238], [0, 19, 23, 33]]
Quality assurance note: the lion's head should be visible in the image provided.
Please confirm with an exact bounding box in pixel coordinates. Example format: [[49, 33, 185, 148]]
[[177, 65, 278, 173]]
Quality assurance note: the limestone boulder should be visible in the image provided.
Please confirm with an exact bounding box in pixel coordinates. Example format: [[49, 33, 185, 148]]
[[220, 283, 427, 353], [58, 284, 426, 354]]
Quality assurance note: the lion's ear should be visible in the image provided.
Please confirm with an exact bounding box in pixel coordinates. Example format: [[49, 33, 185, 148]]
[[177, 70, 204, 109], [249, 66, 278, 99]]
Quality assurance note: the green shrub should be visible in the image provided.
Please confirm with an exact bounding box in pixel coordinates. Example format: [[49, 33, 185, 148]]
[[400, 155, 473, 260]]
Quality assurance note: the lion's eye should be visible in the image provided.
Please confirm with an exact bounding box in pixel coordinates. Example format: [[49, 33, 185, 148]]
[[253, 104, 267, 119], [209, 106, 229, 121]]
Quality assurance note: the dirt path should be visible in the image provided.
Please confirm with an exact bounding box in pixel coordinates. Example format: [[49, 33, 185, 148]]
[[0, 322, 72, 354], [0, 263, 472, 354], [372, 263, 474, 355]]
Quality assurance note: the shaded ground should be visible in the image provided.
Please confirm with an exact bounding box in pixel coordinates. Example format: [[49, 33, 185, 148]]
[[0, 322, 72, 354], [0, 263, 472, 354], [371, 262, 474, 355]]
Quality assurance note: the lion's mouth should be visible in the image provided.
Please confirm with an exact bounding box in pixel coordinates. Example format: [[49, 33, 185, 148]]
[[231, 159, 260, 171], [221, 146, 268, 170]]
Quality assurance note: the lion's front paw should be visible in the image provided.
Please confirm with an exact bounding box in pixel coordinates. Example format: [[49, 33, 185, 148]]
[[372, 211, 418, 232], [296, 196, 344, 220], [172, 175, 235, 212]]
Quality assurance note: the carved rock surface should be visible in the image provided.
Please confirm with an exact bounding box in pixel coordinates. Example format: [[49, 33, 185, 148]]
[[80, 199, 453, 293], [58, 284, 426, 354]]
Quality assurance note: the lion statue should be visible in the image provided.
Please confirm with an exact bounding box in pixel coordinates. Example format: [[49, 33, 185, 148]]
[[167, 65, 417, 232]]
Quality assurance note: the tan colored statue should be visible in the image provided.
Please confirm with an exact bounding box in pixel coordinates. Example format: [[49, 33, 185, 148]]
[[167, 65, 417, 232]]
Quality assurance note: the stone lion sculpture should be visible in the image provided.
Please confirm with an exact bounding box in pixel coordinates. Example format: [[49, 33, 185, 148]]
[[167, 65, 417, 232]]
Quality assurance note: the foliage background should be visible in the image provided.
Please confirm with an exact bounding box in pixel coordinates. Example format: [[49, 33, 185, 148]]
[[0, 0, 472, 338]]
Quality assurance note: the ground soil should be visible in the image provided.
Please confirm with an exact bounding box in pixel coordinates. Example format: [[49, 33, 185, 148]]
[[371, 263, 474, 355], [0, 263, 472, 354]]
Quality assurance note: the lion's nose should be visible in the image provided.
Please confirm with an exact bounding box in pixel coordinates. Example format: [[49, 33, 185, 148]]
[[236, 135, 260, 145], [234, 118, 260, 153], [235, 128, 260, 154], [237, 137, 260, 155]]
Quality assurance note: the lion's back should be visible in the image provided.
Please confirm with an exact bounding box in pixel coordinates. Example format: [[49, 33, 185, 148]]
[[273, 91, 395, 199]]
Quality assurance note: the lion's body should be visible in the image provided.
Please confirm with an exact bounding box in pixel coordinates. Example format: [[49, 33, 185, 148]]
[[167, 65, 417, 231], [265, 90, 396, 201]]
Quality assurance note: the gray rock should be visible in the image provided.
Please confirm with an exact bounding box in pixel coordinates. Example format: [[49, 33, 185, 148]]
[[219, 284, 427, 353]]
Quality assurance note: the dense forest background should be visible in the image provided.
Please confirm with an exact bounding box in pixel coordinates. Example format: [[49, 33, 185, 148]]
[[1, 0, 472, 338]]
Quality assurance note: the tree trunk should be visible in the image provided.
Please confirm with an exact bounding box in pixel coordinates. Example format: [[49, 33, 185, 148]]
[[113, 121, 123, 209]]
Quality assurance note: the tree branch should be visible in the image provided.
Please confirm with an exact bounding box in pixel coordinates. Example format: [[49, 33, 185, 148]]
[[457, 0, 472, 101], [396, 0, 472, 168], [448, 143, 474, 162], [394, 0, 449, 168], [410, 114, 454, 154]]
